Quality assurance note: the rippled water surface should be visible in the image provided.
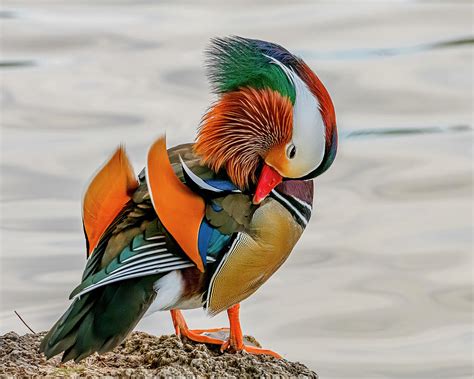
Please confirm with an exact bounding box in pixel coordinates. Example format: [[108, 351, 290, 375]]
[[0, 2, 472, 378]]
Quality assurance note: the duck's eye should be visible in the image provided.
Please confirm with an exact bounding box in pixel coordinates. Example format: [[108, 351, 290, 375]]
[[287, 144, 296, 159]]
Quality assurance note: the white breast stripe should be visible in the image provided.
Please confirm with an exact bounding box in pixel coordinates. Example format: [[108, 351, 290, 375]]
[[271, 190, 308, 227], [290, 195, 313, 212], [265, 54, 326, 177]]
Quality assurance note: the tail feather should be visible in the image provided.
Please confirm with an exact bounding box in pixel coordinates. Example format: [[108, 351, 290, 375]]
[[40, 276, 158, 362], [62, 312, 98, 363], [40, 294, 93, 359], [48, 295, 94, 347]]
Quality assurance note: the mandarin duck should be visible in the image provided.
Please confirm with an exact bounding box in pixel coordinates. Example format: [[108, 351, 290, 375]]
[[40, 36, 337, 362]]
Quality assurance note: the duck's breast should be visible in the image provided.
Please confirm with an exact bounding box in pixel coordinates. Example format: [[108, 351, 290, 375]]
[[205, 181, 312, 315]]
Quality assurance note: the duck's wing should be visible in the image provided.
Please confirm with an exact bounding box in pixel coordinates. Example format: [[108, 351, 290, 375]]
[[80, 142, 200, 284], [71, 218, 194, 299], [41, 202, 193, 363], [43, 141, 255, 362], [76, 140, 236, 297], [41, 144, 198, 362]]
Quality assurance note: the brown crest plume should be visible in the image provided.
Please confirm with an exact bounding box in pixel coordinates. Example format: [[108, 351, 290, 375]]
[[194, 87, 293, 189]]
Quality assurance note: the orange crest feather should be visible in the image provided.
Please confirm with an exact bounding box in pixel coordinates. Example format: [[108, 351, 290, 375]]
[[194, 87, 292, 189]]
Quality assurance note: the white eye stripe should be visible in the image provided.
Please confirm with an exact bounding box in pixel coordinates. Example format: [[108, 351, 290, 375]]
[[265, 55, 326, 178], [290, 195, 312, 212]]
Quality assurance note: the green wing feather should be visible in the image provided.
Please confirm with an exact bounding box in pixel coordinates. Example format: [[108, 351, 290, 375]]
[[69, 220, 192, 299]]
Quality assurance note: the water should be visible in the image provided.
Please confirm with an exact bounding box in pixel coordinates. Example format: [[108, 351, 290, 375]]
[[0, 1, 472, 378]]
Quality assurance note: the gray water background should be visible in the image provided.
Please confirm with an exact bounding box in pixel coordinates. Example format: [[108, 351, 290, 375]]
[[0, 1, 472, 378]]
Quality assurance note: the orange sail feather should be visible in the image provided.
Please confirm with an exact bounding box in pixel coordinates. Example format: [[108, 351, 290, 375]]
[[83, 146, 139, 256], [146, 136, 205, 272]]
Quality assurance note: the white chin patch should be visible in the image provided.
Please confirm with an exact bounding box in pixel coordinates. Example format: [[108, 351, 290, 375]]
[[266, 56, 326, 178]]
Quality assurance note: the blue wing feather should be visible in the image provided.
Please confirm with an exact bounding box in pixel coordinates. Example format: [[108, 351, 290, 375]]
[[198, 219, 231, 264], [204, 179, 239, 192]]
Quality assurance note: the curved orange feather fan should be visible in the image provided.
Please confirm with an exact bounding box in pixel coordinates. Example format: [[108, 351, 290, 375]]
[[147, 136, 205, 272], [82, 146, 139, 256]]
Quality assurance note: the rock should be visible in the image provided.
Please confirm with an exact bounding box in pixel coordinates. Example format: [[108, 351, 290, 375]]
[[2, 332, 19, 341], [0, 331, 318, 378]]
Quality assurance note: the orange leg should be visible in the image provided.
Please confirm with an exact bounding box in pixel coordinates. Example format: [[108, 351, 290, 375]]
[[170, 305, 281, 359], [220, 304, 282, 359], [170, 309, 227, 345]]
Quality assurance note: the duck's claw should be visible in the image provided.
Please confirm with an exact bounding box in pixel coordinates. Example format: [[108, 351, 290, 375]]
[[191, 327, 229, 335], [170, 309, 227, 345], [170, 307, 282, 359], [179, 328, 226, 345], [240, 345, 282, 359], [220, 339, 282, 358]]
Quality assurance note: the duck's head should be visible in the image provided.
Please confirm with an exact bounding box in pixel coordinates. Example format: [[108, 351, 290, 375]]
[[194, 36, 337, 204]]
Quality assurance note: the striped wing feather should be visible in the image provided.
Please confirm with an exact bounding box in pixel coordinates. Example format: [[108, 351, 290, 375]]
[[71, 219, 194, 299]]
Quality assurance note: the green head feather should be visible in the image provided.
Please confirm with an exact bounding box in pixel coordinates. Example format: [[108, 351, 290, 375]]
[[206, 36, 296, 104]]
